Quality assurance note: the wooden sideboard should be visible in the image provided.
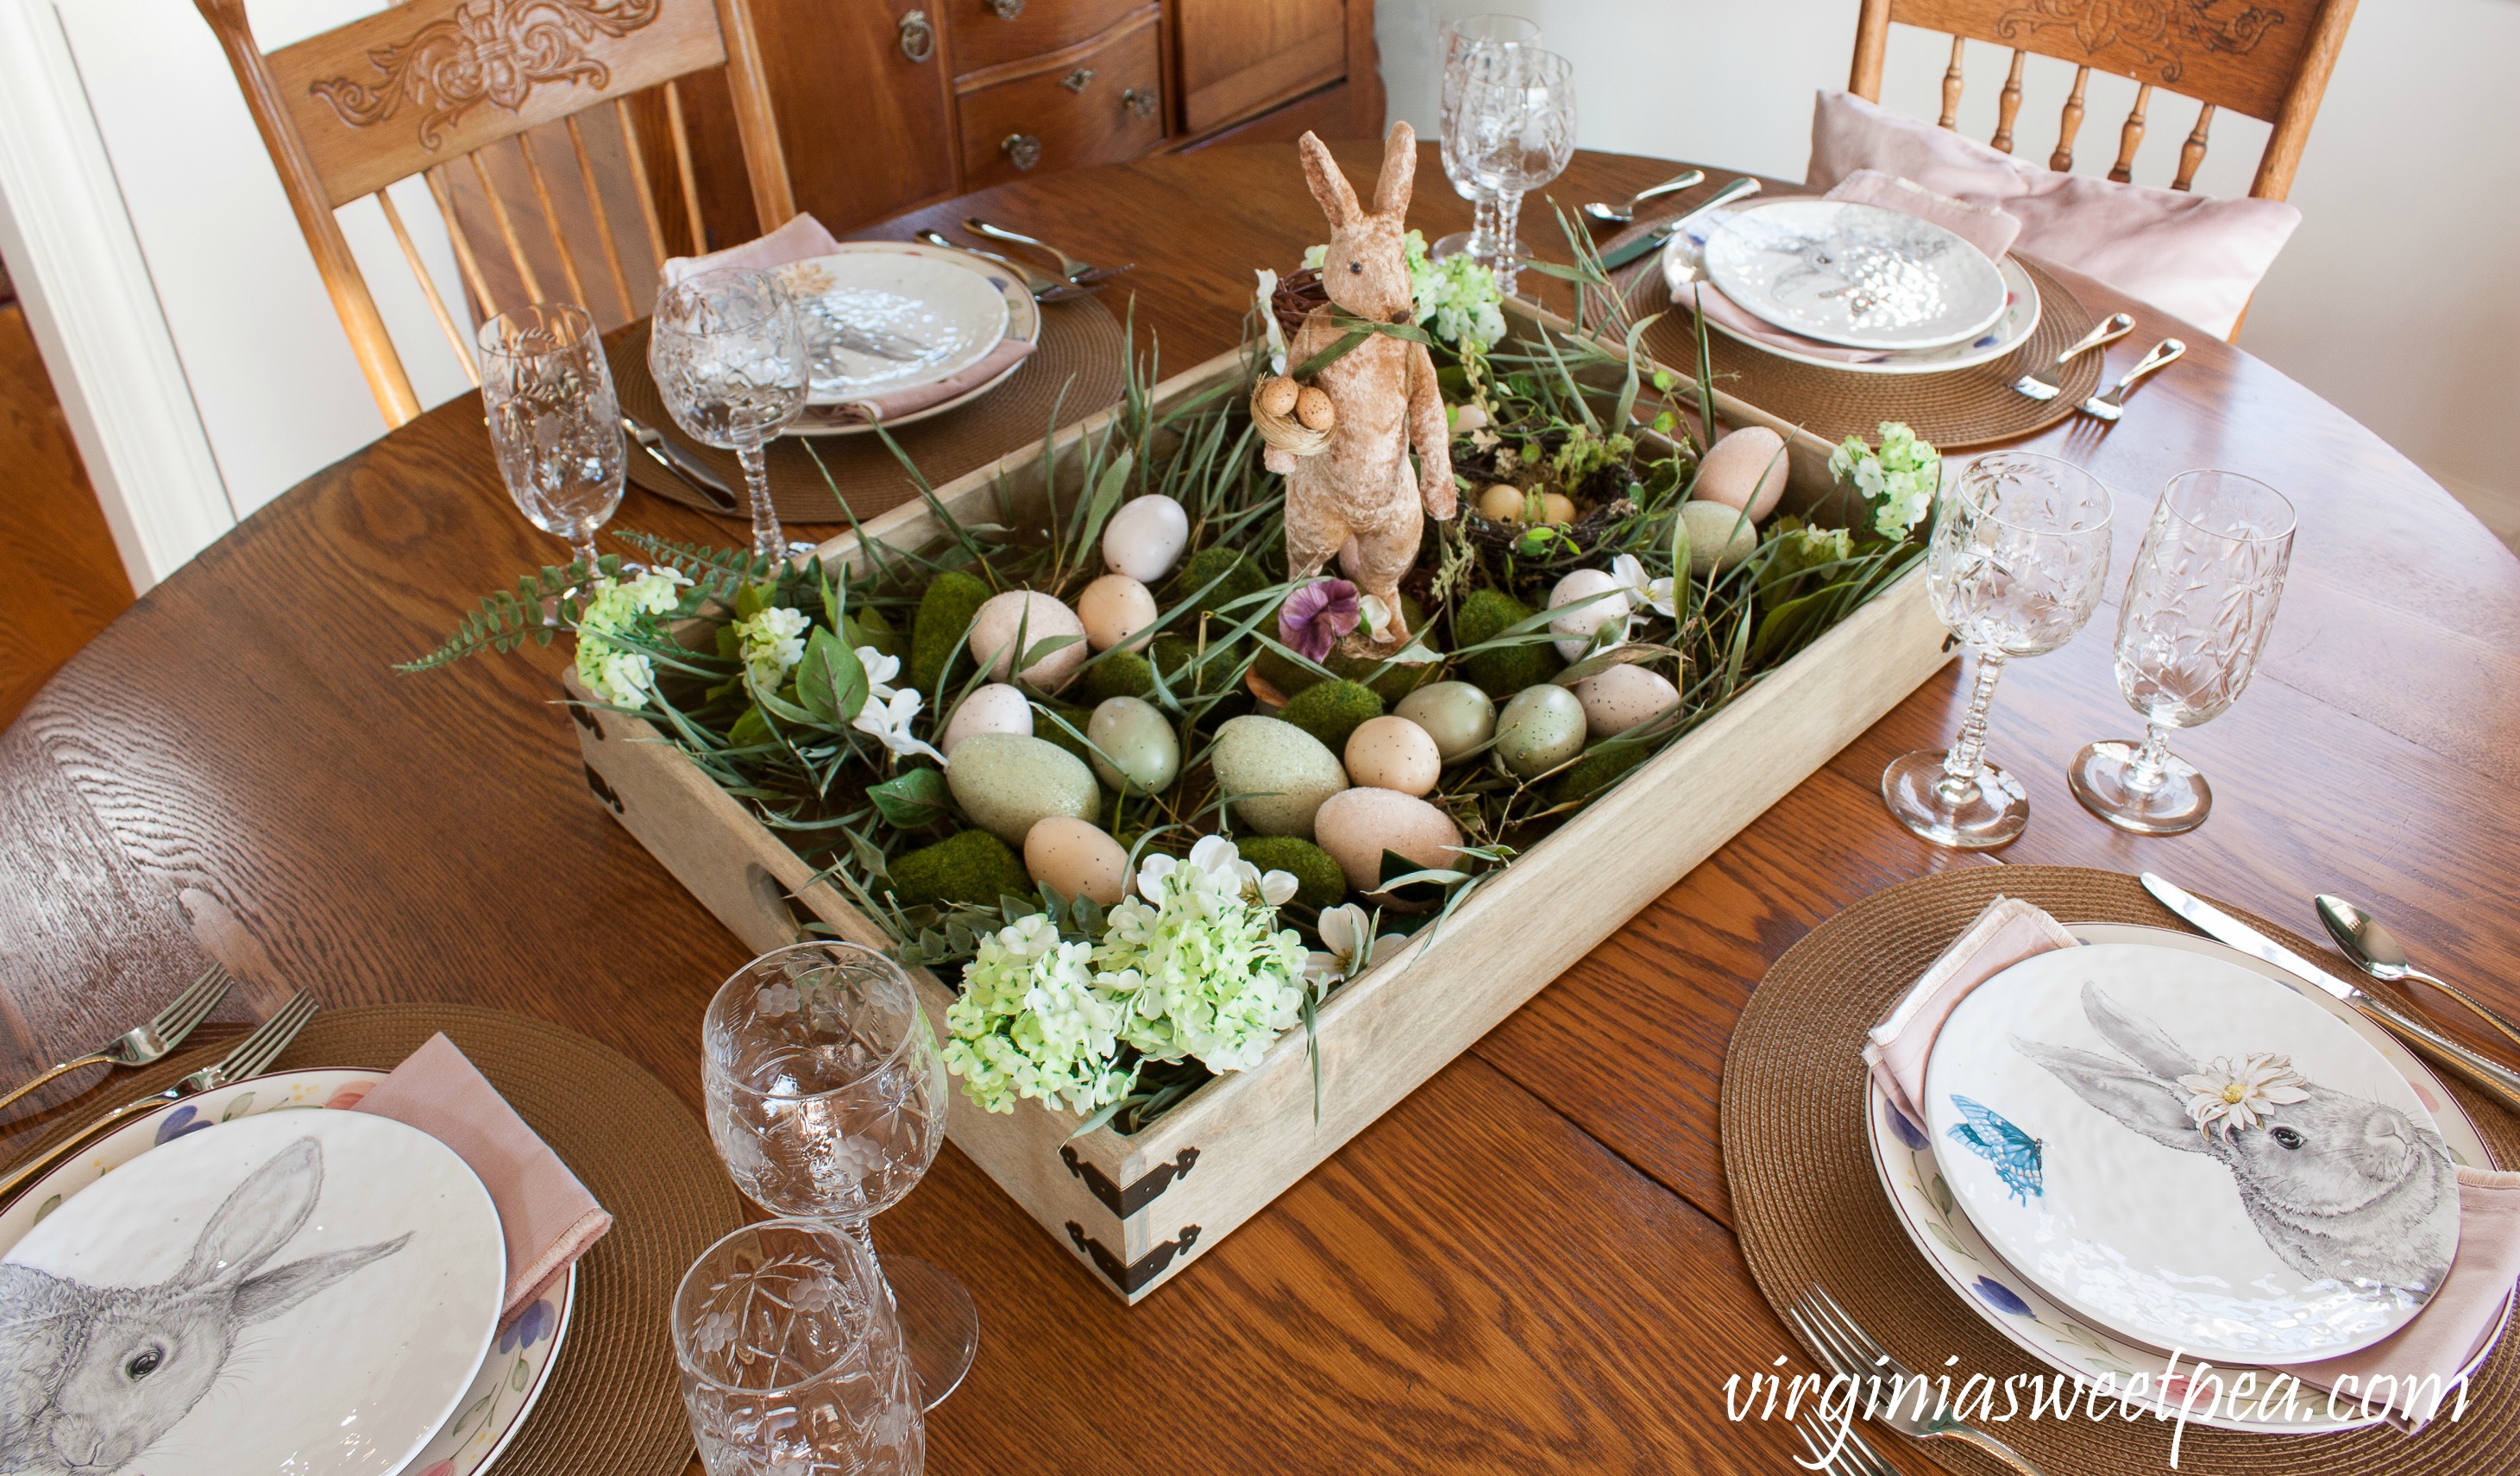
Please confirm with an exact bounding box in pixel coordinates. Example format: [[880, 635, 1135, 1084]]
[[666, 0, 1382, 249]]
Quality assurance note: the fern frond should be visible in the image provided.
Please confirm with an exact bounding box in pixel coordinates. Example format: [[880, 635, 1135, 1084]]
[[394, 556, 616, 672]]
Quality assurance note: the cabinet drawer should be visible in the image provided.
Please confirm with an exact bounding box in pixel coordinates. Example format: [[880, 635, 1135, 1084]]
[[957, 16, 1166, 189], [946, 0, 1152, 77]]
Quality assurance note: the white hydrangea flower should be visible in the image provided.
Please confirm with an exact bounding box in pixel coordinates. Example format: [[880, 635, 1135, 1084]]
[[571, 567, 692, 708], [1100, 836, 1309, 1075], [940, 920, 1133, 1117], [733, 606, 810, 689]]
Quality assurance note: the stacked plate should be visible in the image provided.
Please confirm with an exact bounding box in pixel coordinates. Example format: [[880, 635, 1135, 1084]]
[[1659, 198, 2040, 375], [0, 1071, 571, 1474], [1870, 925, 2505, 1432], [771, 242, 1037, 436]]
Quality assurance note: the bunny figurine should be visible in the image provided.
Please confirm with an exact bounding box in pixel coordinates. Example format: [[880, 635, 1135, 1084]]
[[2015, 982, 2459, 1292], [1270, 122, 1455, 656], [0, 1136, 409, 1475]]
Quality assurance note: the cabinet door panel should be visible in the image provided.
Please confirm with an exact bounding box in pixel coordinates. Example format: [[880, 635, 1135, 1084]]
[[957, 16, 1166, 190], [730, 0, 959, 234], [1175, 0, 1347, 135]]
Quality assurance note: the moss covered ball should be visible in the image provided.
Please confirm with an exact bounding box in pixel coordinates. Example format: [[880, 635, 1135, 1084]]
[[908, 570, 991, 695], [885, 828, 1028, 908], [1172, 547, 1269, 616], [1148, 633, 1241, 697], [1235, 835, 1348, 912], [1275, 679, 1385, 755], [1452, 587, 1562, 696], [1078, 647, 1156, 702], [1550, 744, 1651, 806]]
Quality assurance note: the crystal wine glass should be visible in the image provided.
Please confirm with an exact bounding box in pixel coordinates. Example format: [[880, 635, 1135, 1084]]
[[478, 302, 625, 576], [2069, 469, 2295, 834], [703, 940, 975, 1410], [1429, 15, 1541, 266], [1447, 44, 1576, 294], [649, 268, 808, 562], [1882, 452, 2115, 850], [674, 1218, 924, 1476]]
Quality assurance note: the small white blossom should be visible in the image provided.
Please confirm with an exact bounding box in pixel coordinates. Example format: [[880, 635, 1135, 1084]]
[[856, 645, 902, 697], [732, 606, 809, 690], [1304, 903, 1410, 988], [1608, 552, 1679, 619], [852, 687, 946, 765]]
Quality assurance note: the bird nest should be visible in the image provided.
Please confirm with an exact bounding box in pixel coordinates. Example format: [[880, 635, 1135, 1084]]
[[1461, 498, 1642, 569]]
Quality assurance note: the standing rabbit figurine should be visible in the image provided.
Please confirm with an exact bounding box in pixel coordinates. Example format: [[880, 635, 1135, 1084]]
[[1268, 122, 1455, 656]]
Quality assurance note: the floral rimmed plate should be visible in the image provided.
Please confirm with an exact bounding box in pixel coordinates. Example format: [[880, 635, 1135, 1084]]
[[1701, 198, 2009, 350], [782, 242, 1040, 437], [0, 1069, 575, 1476], [1868, 924, 2507, 1432]]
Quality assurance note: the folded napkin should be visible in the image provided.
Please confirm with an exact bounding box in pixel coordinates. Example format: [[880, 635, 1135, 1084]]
[[1870, 896, 2520, 1426], [661, 211, 845, 288], [348, 1033, 612, 1320]]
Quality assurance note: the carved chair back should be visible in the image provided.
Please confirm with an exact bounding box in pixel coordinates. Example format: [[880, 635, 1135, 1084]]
[[1850, 0, 2357, 200], [195, 0, 795, 427]]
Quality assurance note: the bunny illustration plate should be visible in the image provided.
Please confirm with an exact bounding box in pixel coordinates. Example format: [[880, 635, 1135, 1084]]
[[1924, 943, 2460, 1363], [0, 1108, 505, 1475]]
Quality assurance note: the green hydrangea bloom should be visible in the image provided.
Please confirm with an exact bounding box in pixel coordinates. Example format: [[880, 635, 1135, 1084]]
[[1095, 846, 1309, 1074], [1828, 421, 1940, 540], [941, 915, 1135, 1116], [574, 568, 691, 706]]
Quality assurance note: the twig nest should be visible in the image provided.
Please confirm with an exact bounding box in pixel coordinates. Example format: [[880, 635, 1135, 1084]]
[[1694, 426, 1791, 522], [1395, 681, 1496, 762], [1251, 374, 1334, 457], [1024, 816, 1128, 906], [1313, 788, 1464, 894], [1548, 568, 1633, 663], [1494, 685, 1588, 777], [946, 733, 1101, 845], [942, 682, 1033, 754], [1681, 501, 1760, 576], [1343, 715, 1442, 797], [969, 590, 1090, 688], [1103, 494, 1189, 582], [1085, 695, 1180, 793], [1212, 715, 1348, 838], [1574, 665, 1681, 739], [1078, 573, 1159, 651]]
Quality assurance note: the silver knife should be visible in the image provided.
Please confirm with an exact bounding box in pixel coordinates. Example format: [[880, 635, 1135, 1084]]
[[2141, 871, 2520, 1116], [1598, 177, 1764, 271], [621, 415, 740, 515]]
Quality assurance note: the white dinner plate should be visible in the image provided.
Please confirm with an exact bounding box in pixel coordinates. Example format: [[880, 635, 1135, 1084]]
[[1870, 923, 2506, 1433], [773, 248, 1009, 405], [1924, 940, 2461, 1364], [1, 1098, 506, 1475], [1702, 198, 2009, 351], [782, 242, 1039, 437]]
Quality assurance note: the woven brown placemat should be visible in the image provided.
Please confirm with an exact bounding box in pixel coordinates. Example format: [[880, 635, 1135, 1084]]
[[1611, 246, 2101, 450], [5, 1004, 738, 1476], [611, 295, 1128, 528], [1723, 866, 2520, 1473]]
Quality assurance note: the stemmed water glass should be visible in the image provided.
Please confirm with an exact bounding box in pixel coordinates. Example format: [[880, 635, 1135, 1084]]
[[1446, 44, 1576, 294], [1882, 452, 2115, 850], [2070, 469, 2295, 834], [674, 1218, 925, 1475], [650, 267, 809, 562], [1430, 15, 1541, 266], [702, 940, 977, 1410], [479, 302, 626, 576]]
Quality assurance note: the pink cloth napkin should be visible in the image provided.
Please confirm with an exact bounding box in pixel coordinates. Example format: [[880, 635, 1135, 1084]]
[[346, 1033, 612, 1320], [661, 211, 845, 287], [1870, 897, 2520, 1423], [813, 337, 1035, 426]]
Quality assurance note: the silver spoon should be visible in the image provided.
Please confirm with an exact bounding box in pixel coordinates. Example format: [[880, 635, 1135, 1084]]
[[2317, 894, 2520, 1058], [912, 230, 1097, 302], [1582, 169, 1706, 227]]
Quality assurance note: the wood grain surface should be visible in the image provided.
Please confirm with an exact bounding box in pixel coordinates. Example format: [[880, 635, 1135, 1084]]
[[4, 143, 2516, 1473]]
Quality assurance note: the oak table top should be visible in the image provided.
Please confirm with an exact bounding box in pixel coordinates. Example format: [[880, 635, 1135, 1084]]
[[6, 143, 2518, 1475]]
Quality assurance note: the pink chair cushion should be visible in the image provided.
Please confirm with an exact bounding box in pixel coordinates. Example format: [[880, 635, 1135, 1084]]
[[1807, 90, 2301, 337]]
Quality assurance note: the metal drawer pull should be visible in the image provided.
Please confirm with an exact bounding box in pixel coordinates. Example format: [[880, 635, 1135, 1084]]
[[897, 8, 933, 61], [1122, 86, 1157, 121], [1002, 134, 1042, 171], [1061, 67, 1095, 93], [988, 0, 1023, 16]]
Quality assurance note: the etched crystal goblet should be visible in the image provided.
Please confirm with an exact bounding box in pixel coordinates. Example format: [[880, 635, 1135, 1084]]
[[649, 267, 808, 562], [478, 301, 625, 576], [1447, 44, 1575, 293], [1430, 15, 1540, 266]]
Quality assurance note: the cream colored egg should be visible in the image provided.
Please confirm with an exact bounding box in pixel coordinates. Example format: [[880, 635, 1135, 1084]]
[[941, 682, 1033, 754], [1476, 483, 1526, 522], [1681, 500, 1759, 576], [1395, 681, 1496, 762], [1313, 787, 1464, 894], [967, 590, 1090, 690], [1574, 664, 1681, 739], [1077, 573, 1159, 652], [1693, 426, 1791, 521], [1538, 492, 1578, 525], [1024, 816, 1129, 906], [1548, 568, 1632, 662], [1101, 493, 1190, 582], [1343, 715, 1442, 796]]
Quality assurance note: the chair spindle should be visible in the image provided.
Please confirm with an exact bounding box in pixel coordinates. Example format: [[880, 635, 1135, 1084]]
[[566, 116, 638, 321], [517, 133, 592, 311], [615, 98, 671, 268], [2111, 83, 2152, 184], [2052, 66, 2091, 173], [466, 149, 546, 304], [1991, 48, 2027, 153], [424, 166, 500, 323], [2173, 103, 2216, 192], [663, 80, 707, 257], [1939, 36, 1966, 129], [376, 187, 479, 387]]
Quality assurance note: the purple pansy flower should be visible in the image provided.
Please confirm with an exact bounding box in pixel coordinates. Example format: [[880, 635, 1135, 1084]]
[[154, 1104, 213, 1146], [1971, 1276, 2033, 1317], [1279, 579, 1361, 663], [499, 1297, 556, 1353]]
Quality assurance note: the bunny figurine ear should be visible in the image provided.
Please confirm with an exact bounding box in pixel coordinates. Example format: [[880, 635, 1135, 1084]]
[[175, 1136, 324, 1290], [1373, 120, 1417, 218], [1298, 131, 1361, 229]]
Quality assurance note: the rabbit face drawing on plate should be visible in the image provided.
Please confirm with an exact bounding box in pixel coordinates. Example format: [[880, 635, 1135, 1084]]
[[2014, 981, 2457, 1294], [0, 1137, 408, 1475]]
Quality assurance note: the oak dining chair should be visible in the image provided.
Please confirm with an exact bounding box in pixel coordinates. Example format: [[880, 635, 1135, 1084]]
[[194, 0, 798, 429], [1849, 0, 2358, 201]]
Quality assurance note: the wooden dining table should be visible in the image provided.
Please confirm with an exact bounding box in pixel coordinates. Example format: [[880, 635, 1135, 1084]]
[[6, 141, 2519, 1474]]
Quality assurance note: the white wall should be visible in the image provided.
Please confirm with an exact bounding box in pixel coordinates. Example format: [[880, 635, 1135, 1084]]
[[1378, 0, 2520, 532]]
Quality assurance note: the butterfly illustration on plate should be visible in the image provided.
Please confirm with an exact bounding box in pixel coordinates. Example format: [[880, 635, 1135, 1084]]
[[1947, 1096, 2044, 1203]]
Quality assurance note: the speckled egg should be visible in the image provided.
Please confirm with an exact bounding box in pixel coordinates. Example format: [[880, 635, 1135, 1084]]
[[1101, 493, 1189, 582], [1078, 573, 1159, 651], [1681, 500, 1759, 576], [1210, 715, 1348, 838], [1395, 681, 1496, 762], [1343, 715, 1442, 796], [967, 590, 1090, 689], [1694, 426, 1791, 521], [1085, 695, 1179, 794], [1574, 664, 1681, 739], [1494, 684, 1587, 776], [1023, 816, 1129, 906], [1476, 483, 1526, 522], [1314, 788, 1464, 894], [1294, 386, 1335, 430], [1255, 376, 1299, 418], [946, 732, 1101, 845], [1549, 568, 1632, 662], [941, 682, 1033, 754]]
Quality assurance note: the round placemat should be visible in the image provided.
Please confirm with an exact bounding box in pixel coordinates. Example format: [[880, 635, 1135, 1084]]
[[611, 295, 1127, 528], [1725, 866, 2520, 1474], [1612, 245, 2102, 451], [3, 1004, 739, 1476]]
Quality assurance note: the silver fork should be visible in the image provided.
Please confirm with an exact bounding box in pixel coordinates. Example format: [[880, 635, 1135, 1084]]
[[913, 230, 1098, 302], [0, 990, 322, 1203], [2010, 311, 2135, 400], [1789, 1284, 2049, 1474], [962, 217, 1134, 286], [2079, 338, 2186, 422], [1793, 1407, 1901, 1476], [0, 964, 236, 1115]]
